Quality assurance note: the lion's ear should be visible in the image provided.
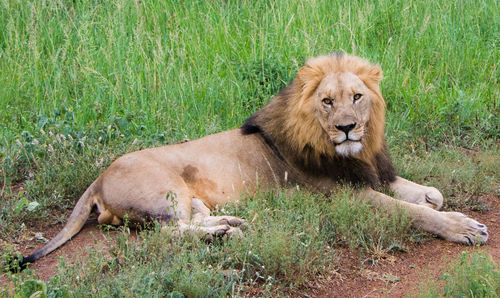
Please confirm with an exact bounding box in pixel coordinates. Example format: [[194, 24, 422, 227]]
[[297, 66, 314, 84], [364, 64, 383, 84], [297, 65, 323, 89]]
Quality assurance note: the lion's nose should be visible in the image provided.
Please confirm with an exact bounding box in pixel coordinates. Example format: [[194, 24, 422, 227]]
[[335, 123, 356, 134]]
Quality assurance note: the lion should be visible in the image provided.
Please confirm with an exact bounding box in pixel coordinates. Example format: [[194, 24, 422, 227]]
[[17, 53, 488, 269]]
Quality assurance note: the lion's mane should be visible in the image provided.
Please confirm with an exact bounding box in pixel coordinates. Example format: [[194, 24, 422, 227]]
[[242, 53, 396, 188]]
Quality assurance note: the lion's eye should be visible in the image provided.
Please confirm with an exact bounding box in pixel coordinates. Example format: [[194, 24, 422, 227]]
[[353, 93, 362, 102], [322, 98, 333, 105]]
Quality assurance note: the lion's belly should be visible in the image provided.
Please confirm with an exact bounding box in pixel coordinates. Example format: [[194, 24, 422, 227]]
[[102, 129, 280, 211], [163, 130, 279, 209], [175, 157, 259, 209]]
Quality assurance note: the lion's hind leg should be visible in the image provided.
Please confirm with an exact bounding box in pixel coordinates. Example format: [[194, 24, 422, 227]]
[[389, 176, 444, 210], [191, 198, 246, 228], [176, 198, 245, 240]]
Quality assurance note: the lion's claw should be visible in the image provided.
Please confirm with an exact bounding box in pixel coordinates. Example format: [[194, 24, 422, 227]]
[[442, 212, 488, 245]]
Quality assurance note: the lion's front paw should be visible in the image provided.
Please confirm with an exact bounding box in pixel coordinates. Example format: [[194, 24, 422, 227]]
[[442, 212, 488, 245], [421, 187, 444, 210], [390, 177, 444, 210]]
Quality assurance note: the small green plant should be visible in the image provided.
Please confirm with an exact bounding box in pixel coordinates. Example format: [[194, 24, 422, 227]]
[[0, 244, 50, 297], [418, 251, 500, 297], [14, 279, 48, 298]]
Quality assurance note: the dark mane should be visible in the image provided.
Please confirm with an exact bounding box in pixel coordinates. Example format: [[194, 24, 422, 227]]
[[241, 113, 261, 135], [241, 115, 396, 189], [242, 112, 285, 162]]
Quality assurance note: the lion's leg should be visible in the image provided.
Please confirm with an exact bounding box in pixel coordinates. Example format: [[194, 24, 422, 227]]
[[389, 176, 444, 210], [98, 162, 196, 225], [176, 221, 243, 241], [191, 198, 246, 228], [162, 198, 244, 240], [157, 197, 232, 240], [188, 198, 245, 238], [360, 188, 488, 245], [176, 221, 236, 240]]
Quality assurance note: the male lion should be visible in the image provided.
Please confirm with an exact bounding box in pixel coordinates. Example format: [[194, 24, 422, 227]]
[[18, 53, 488, 268]]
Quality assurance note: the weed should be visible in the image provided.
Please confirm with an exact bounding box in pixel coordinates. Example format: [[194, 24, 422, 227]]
[[324, 190, 413, 256]]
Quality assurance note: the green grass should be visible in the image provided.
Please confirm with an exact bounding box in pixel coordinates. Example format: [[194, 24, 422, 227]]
[[0, 0, 499, 295], [417, 251, 500, 297], [390, 145, 500, 210], [1, 188, 413, 296]]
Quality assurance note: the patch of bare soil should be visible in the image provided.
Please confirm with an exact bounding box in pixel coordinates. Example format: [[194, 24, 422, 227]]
[[1, 193, 498, 297], [0, 214, 120, 285], [313, 194, 500, 297]]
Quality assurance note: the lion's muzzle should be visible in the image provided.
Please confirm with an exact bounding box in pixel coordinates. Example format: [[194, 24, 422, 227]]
[[331, 122, 364, 156], [335, 122, 356, 135], [332, 122, 362, 144]]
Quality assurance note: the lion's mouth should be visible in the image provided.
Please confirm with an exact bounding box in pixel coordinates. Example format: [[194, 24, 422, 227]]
[[333, 139, 361, 146], [333, 139, 363, 156]]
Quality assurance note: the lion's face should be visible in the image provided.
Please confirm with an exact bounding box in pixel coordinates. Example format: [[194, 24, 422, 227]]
[[314, 72, 373, 157], [256, 54, 385, 163]]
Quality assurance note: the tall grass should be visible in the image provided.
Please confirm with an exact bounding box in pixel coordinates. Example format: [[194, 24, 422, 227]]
[[0, 0, 498, 143]]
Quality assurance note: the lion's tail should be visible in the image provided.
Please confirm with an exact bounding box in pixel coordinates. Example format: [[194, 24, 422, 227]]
[[18, 180, 98, 269]]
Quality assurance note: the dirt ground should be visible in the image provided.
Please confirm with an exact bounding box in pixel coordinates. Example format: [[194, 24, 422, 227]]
[[1, 193, 499, 297], [314, 193, 500, 297]]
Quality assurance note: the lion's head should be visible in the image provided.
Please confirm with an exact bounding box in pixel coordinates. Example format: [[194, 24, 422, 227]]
[[295, 54, 385, 158], [242, 53, 388, 180]]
